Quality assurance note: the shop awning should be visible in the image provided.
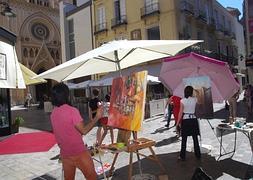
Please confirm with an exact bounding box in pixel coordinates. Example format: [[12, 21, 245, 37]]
[[19, 63, 47, 85]]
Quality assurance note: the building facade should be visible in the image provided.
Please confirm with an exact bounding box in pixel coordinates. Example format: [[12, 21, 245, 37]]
[[243, 0, 253, 85], [0, 0, 61, 105], [59, 0, 246, 90], [60, 0, 93, 63], [92, 0, 245, 86]]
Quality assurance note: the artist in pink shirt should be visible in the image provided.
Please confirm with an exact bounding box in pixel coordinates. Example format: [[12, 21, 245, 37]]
[[51, 83, 102, 180]]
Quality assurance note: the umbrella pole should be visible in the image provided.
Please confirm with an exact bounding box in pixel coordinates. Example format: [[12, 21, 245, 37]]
[[114, 51, 122, 77]]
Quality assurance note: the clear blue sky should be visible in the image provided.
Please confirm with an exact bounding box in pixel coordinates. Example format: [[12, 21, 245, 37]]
[[217, 0, 243, 17]]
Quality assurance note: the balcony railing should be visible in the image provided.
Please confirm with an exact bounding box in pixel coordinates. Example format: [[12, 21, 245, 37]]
[[182, 48, 238, 66], [216, 23, 224, 32], [94, 22, 108, 34], [223, 29, 231, 36], [180, 1, 194, 15], [231, 32, 236, 40], [111, 15, 127, 28], [209, 18, 216, 26], [197, 9, 207, 22], [141, 2, 160, 18]]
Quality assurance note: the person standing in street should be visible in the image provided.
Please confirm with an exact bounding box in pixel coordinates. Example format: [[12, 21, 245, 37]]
[[244, 84, 252, 115], [177, 86, 201, 161], [25, 92, 32, 108], [98, 94, 114, 145], [228, 90, 239, 124], [164, 94, 173, 127], [170, 95, 182, 127], [88, 88, 102, 145], [50, 83, 103, 180]]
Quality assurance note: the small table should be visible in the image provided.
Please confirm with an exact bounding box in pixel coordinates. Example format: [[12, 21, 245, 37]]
[[216, 123, 253, 159]]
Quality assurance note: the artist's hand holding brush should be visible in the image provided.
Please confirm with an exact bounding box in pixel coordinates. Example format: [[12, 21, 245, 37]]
[[75, 103, 103, 135]]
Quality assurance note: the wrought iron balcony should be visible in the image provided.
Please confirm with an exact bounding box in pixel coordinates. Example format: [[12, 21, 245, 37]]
[[216, 23, 224, 32], [94, 22, 108, 35], [180, 1, 194, 16], [111, 15, 127, 28], [209, 18, 216, 26], [197, 9, 207, 22], [223, 29, 231, 36], [141, 2, 160, 18], [207, 17, 216, 30], [231, 32, 236, 40]]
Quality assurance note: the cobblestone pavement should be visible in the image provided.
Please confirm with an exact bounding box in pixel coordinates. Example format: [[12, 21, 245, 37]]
[[0, 97, 253, 180]]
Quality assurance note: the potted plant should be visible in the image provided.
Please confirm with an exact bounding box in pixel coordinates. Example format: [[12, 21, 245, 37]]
[[11, 116, 24, 133]]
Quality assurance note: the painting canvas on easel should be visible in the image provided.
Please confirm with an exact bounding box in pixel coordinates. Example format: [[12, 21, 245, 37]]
[[183, 76, 214, 119], [108, 71, 148, 131]]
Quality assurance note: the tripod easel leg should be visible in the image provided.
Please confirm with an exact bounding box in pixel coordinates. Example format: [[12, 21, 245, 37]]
[[109, 152, 119, 176], [128, 152, 133, 180]]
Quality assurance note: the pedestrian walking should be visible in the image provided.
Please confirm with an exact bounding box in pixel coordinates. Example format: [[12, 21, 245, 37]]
[[164, 94, 173, 127], [98, 94, 114, 145], [170, 95, 182, 127], [50, 83, 103, 180], [177, 86, 201, 161]]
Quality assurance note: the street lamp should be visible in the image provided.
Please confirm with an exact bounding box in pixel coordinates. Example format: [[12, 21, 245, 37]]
[[0, 1, 16, 17]]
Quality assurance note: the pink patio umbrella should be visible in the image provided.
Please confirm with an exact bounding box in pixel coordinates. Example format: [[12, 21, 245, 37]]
[[159, 52, 240, 103]]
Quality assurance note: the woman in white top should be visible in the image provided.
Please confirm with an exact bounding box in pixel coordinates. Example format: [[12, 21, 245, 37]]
[[177, 86, 201, 161]]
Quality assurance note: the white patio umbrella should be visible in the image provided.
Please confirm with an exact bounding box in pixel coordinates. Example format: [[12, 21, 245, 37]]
[[66, 80, 93, 89], [33, 40, 202, 82]]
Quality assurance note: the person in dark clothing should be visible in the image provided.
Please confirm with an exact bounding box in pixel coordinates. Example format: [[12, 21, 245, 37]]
[[177, 86, 201, 161], [165, 94, 173, 127], [88, 88, 102, 144]]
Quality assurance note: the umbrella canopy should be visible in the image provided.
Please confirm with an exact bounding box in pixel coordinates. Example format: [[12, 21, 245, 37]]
[[159, 52, 240, 102], [19, 63, 47, 85], [33, 40, 201, 82], [67, 80, 93, 89], [0, 41, 25, 89]]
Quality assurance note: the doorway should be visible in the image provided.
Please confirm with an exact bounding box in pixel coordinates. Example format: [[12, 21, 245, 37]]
[[35, 68, 52, 103]]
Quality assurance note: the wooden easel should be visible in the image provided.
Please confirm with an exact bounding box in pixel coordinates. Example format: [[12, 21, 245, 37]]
[[109, 129, 166, 180]]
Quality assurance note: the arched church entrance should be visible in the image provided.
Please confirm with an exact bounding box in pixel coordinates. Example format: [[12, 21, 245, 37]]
[[35, 68, 52, 103]]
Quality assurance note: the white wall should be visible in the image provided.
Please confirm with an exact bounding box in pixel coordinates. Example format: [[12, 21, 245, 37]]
[[77, 0, 90, 6], [59, 2, 76, 63], [67, 6, 93, 57], [234, 18, 246, 71], [59, 1, 67, 63]]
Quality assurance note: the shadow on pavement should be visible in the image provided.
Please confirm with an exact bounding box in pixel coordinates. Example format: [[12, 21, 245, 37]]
[[111, 152, 252, 180], [155, 135, 179, 147], [151, 126, 174, 134]]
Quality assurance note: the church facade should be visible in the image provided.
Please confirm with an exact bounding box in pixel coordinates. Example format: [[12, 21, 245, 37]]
[[0, 0, 61, 105]]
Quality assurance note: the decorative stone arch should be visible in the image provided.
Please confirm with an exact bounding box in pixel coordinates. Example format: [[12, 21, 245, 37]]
[[19, 11, 60, 42], [31, 42, 56, 72]]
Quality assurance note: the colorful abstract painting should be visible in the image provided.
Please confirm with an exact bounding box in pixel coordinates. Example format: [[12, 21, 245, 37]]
[[108, 71, 147, 131]]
